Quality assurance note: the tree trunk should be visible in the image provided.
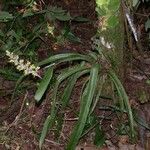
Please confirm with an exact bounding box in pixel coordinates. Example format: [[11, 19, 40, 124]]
[[95, 0, 124, 77]]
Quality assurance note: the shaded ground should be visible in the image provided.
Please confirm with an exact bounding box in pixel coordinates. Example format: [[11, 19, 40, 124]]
[[0, 0, 150, 150]]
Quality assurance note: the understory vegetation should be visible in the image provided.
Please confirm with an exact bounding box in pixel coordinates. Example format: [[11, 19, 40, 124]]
[[0, 0, 150, 150]]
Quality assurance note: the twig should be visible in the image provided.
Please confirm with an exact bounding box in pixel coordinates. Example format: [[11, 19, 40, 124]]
[[134, 12, 150, 17], [45, 139, 62, 146], [5, 91, 28, 133], [64, 117, 78, 121]]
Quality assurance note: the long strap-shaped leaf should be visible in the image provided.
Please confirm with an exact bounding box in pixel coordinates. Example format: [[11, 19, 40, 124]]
[[39, 82, 59, 149], [34, 67, 53, 102], [66, 64, 99, 150], [55, 69, 90, 140], [90, 75, 106, 114], [39, 64, 89, 149], [61, 70, 90, 108], [38, 53, 93, 66], [108, 70, 135, 139]]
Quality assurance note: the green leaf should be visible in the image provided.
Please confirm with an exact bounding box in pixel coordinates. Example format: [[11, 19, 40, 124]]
[[53, 74, 80, 140], [108, 71, 124, 110], [95, 7, 107, 16], [34, 67, 53, 102], [7, 30, 22, 42], [0, 68, 20, 80], [90, 75, 105, 114], [56, 69, 90, 139], [132, 0, 140, 7], [46, 6, 72, 21], [0, 30, 4, 37], [39, 114, 55, 148], [134, 110, 150, 130], [38, 53, 93, 66], [107, 15, 119, 28], [61, 26, 81, 43], [73, 16, 90, 22], [23, 10, 34, 18], [108, 0, 119, 11], [39, 82, 59, 149], [57, 65, 88, 83], [146, 79, 150, 85], [39, 65, 89, 149], [49, 6, 66, 13], [61, 69, 90, 108], [0, 11, 14, 22], [96, 0, 110, 7], [46, 12, 56, 21], [55, 12, 72, 21], [54, 114, 65, 140], [23, 9, 46, 18], [94, 125, 105, 147], [108, 70, 135, 139], [65, 31, 81, 43], [88, 51, 98, 61], [145, 19, 150, 31], [66, 64, 99, 150]]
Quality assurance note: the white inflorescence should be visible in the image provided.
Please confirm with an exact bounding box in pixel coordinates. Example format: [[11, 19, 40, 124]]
[[6, 50, 41, 78]]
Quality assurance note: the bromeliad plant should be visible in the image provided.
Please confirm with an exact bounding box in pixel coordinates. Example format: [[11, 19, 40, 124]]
[[31, 0, 137, 149], [34, 0, 136, 149], [35, 47, 135, 150], [34, 49, 135, 150]]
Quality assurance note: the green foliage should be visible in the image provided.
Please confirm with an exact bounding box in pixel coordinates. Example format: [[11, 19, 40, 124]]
[[35, 67, 53, 102], [94, 0, 124, 74], [35, 48, 135, 149], [1, 1, 137, 150], [108, 70, 135, 138], [0, 3, 87, 89], [145, 19, 150, 31], [39, 64, 89, 149], [96, 0, 120, 29], [46, 6, 72, 21], [0, 4, 85, 60], [67, 64, 99, 149], [132, 0, 140, 7], [134, 109, 150, 130], [0, 11, 14, 22], [132, 0, 150, 7], [94, 125, 105, 147], [3, 0, 34, 5], [145, 18, 150, 40], [0, 68, 21, 80], [35, 0, 135, 149]]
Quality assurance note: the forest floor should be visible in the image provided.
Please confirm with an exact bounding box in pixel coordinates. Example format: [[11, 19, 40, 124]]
[[0, 0, 150, 150]]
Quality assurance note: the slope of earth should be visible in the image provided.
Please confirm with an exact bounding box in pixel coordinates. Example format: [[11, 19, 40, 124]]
[[0, 0, 150, 150]]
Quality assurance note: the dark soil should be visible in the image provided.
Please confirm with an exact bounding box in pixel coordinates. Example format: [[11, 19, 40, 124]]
[[0, 0, 150, 150]]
